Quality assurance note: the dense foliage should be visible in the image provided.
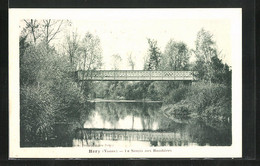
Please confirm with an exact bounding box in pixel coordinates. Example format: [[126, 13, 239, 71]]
[[20, 20, 101, 146], [161, 29, 231, 124]]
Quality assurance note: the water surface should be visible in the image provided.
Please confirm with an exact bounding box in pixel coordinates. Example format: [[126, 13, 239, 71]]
[[71, 101, 231, 147]]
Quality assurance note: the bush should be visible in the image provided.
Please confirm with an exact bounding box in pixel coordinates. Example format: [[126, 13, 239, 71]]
[[162, 81, 231, 126], [20, 43, 87, 146], [164, 85, 190, 104], [178, 82, 231, 118], [20, 85, 56, 145]]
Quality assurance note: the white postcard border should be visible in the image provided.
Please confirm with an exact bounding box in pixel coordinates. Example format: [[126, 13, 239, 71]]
[[9, 8, 242, 158]]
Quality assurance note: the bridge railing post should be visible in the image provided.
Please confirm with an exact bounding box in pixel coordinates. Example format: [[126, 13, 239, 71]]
[[114, 70, 115, 80], [161, 71, 163, 80]]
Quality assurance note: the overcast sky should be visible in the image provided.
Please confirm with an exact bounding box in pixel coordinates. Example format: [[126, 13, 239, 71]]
[[18, 9, 235, 70], [68, 14, 231, 70]]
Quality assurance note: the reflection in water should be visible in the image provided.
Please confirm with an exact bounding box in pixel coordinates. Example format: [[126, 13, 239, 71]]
[[71, 102, 231, 147], [84, 112, 159, 130], [73, 139, 152, 147]]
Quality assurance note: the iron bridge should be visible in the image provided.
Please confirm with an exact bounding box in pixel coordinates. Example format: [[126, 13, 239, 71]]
[[77, 70, 197, 81]]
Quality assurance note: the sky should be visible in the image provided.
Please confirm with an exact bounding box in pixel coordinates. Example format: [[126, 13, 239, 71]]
[[19, 9, 235, 70], [66, 11, 232, 70]]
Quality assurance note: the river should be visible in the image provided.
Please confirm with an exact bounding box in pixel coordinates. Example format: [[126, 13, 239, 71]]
[[65, 101, 231, 147]]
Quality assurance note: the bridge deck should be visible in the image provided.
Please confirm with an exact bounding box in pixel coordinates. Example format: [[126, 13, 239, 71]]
[[77, 70, 196, 81]]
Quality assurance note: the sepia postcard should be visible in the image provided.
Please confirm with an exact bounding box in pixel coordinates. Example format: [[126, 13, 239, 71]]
[[9, 8, 242, 158]]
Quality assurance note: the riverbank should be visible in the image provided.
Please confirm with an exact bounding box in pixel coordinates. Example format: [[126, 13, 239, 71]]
[[160, 82, 231, 126]]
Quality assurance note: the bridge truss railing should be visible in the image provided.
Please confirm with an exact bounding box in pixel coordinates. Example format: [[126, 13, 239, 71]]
[[77, 70, 197, 81]]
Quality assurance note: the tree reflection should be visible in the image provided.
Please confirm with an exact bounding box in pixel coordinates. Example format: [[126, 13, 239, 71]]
[[64, 101, 231, 147]]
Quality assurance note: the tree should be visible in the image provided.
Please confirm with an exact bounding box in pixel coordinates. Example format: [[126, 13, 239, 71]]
[[193, 28, 219, 82], [127, 53, 135, 70], [41, 19, 65, 44], [106, 54, 122, 100], [76, 32, 103, 96], [23, 19, 41, 44], [19, 34, 30, 58], [22, 19, 68, 46], [111, 54, 122, 70], [193, 28, 231, 85], [161, 39, 190, 70], [210, 55, 231, 85], [146, 40, 190, 100], [19, 21, 94, 146], [77, 32, 102, 71], [20, 42, 86, 146], [64, 31, 80, 69], [194, 29, 217, 62], [144, 38, 161, 70]]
